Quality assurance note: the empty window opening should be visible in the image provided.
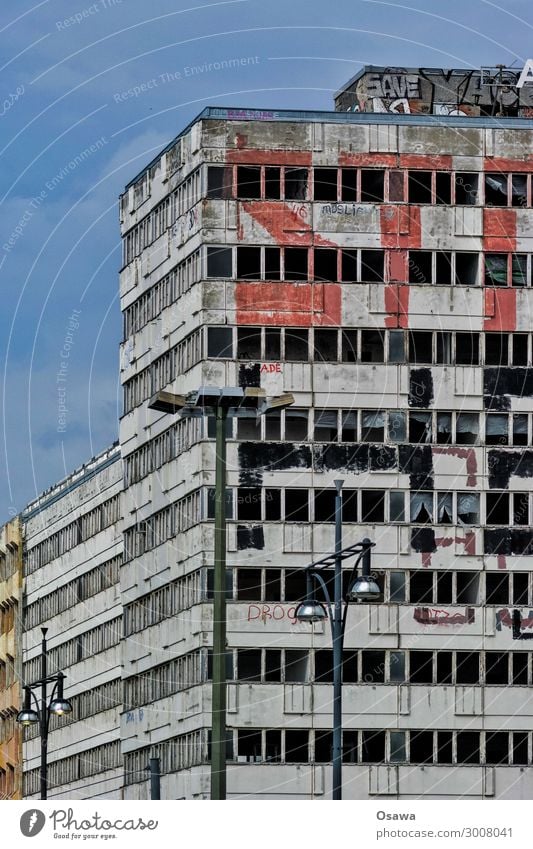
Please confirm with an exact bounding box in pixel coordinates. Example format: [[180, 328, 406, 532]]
[[486, 573, 509, 604], [409, 251, 432, 285], [513, 573, 529, 606], [389, 331, 406, 364], [285, 328, 309, 361], [486, 732, 509, 765], [361, 330, 384, 362], [285, 490, 309, 522], [436, 412, 452, 444], [409, 651, 433, 684], [265, 167, 281, 199], [513, 493, 529, 526], [265, 729, 282, 762], [361, 490, 385, 522], [265, 328, 281, 360], [285, 730, 309, 762], [361, 169, 385, 203], [314, 248, 337, 282], [238, 729, 262, 760], [315, 650, 334, 682], [361, 650, 385, 683], [455, 173, 478, 205], [485, 174, 508, 206], [265, 489, 282, 521], [435, 172, 452, 205], [314, 489, 336, 522], [284, 247, 308, 280], [390, 572, 406, 602], [409, 570, 433, 603], [486, 492, 509, 525], [408, 331, 432, 363], [285, 650, 309, 683], [456, 333, 479, 365], [512, 336, 528, 366], [207, 326, 233, 358], [456, 652, 480, 685], [410, 731, 434, 764], [408, 170, 432, 204], [436, 653, 453, 685], [237, 488, 262, 521], [264, 409, 281, 440], [436, 570, 453, 602], [485, 414, 508, 446], [410, 491, 433, 524], [485, 333, 508, 365], [485, 254, 508, 286], [361, 250, 384, 282], [265, 649, 282, 681], [341, 410, 357, 442], [390, 731, 406, 763], [512, 174, 527, 208], [237, 418, 260, 440], [485, 653, 508, 685], [361, 730, 386, 763], [455, 252, 478, 286], [285, 409, 308, 440], [513, 732, 528, 765], [237, 649, 262, 681], [389, 651, 406, 683], [265, 572, 281, 602], [388, 170, 404, 202], [342, 650, 358, 683], [361, 410, 385, 442], [512, 254, 528, 286], [456, 413, 479, 445], [435, 332, 452, 364], [341, 169, 357, 202], [265, 247, 281, 281], [314, 168, 337, 201], [409, 412, 432, 444], [342, 330, 357, 362], [207, 165, 232, 198], [342, 730, 358, 763], [207, 488, 233, 521], [437, 731, 453, 763], [284, 569, 307, 601], [314, 329, 338, 362], [237, 327, 261, 359], [390, 491, 405, 523], [285, 168, 308, 201], [315, 731, 333, 762], [437, 493, 453, 525], [436, 251, 452, 284], [237, 166, 261, 199], [207, 246, 232, 278], [456, 572, 479, 604], [512, 653, 528, 686], [341, 249, 358, 282]]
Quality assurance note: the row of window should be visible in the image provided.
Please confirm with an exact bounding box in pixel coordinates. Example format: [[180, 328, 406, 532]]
[[123, 572, 202, 636], [122, 250, 201, 338], [24, 678, 122, 741], [124, 651, 202, 708], [124, 417, 201, 486], [0, 656, 15, 690], [123, 329, 202, 414], [124, 731, 205, 785], [25, 495, 121, 574], [24, 556, 121, 630], [0, 540, 19, 584], [123, 491, 201, 560], [208, 325, 533, 366], [23, 618, 121, 683], [0, 600, 15, 637], [24, 741, 121, 796]]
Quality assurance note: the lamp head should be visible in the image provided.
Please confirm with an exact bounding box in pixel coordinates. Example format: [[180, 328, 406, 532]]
[[16, 708, 39, 726], [348, 574, 382, 601], [295, 599, 328, 623], [49, 699, 72, 716]]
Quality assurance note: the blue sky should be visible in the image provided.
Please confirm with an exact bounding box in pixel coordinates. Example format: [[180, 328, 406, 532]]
[[0, 0, 532, 519]]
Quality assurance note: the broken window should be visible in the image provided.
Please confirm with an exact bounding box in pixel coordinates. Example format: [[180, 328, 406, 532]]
[[436, 570, 453, 602], [285, 329, 308, 361], [390, 571, 406, 602], [408, 170, 432, 204], [388, 410, 406, 442], [265, 328, 281, 360], [237, 649, 262, 681], [485, 653, 508, 685], [361, 490, 385, 523], [265, 648, 282, 680], [265, 409, 281, 440], [388, 170, 404, 202], [456, 412, 479, 445], [512, 335, 528, 366], [390, 492, 405, 523], [408, 331, 432, 363], [285, 409, 308, 440], [485, 254, 508, 286], [361, 329, 384, 362], [341, 329, 358, 362], [341, 169, 357, 202], [314, 731, 333, 762], [456, 652, 480, 685], [314, 248, 337, 282], [285, 168, 308, 201], [285, 730, 309, 762], [361, 730, 386, 762], [285, 490, 309, 522], [485, 333, 508, 365], [360, 169, 384, 203], [314, 328, 338, 362], [435, 172, 452, 205], [513, 413, 530, 447], [437, 493, 453, 524], [456, 333, 479, 365], [207, 488, 233, 520], [409, 412, 432, 444], [485, 413, 508, 446], [455, 173, 478, 205], [342, 489, 358, 522], [360, 250, 384, 282], [207, 165, 232, 198], [410, 730, 433, 764], [455, 252, 479, 285], [456, 572, 479, 604], [314, 168, 337, 201], [389, 330, 405, 363], [512, 653, 528, 685], [513, 574, 529, 606], [485, 174, 508, 206], [342, 730, 359, 763], [207, 246, 232, 278], [410, 651, 433, 684], [361, 650, 385, 684], [341, 249, 358, 282], [265, 167, 281, 199], [436, 412, 452, 444], [486, 492, 509, 525], [237, 488, 262, 521], [314, 649, 334, 682], [284, 247, 308, 280], [513, 493, 529, 526], [313, 490, 336, 522], [361, 410, 385, 442], [314, 410, 338, 442], [207, 326, 233, 358], [436, 731, 453, 763], [511, 174, 527, 208], [513, 732, 528, 765], [237, 327, 261, 359], [265, 247, 281, 280], [341, 410, 357, 441], [512, 253, 528, 286], [486, 573, 509, 604], [285, 650, 309, 683], [435, 332, 452, 364], [486, 732, 509, 765], [284, 569, 307, 601], [390, 731, 406, 763], [457, 493, 479, 524], [409, 570, 433, 603], [238, 729, 262, 760], [408, 251, 432, 285], [456, 732, 480, 764], [237, 166, 261, 199], [436, 653, 453, 685], [265, 729, 282, 761], [436, 251, 452, 285]]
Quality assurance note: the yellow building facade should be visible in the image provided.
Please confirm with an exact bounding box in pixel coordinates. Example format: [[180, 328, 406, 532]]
[[0, 517, 23, 799]]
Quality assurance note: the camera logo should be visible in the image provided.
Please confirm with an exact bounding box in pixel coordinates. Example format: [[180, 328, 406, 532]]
[[20, 809, 46, 837]]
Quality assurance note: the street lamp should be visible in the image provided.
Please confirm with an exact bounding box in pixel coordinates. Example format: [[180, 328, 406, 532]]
[[17, 628, 73, 800], [149, 385, 294, 800], [294, 479, 380, 800]]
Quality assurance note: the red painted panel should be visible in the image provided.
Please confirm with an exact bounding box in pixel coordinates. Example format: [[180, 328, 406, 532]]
[[226, 150, 312, 165], [484, 157, 533, 172], [235, 282, 341, 326], [433, 446, 477, 487], [380, 206, 421, 249], [484, 288, 517, 332], [388, 251, 408, 283], [241, 201, 338, 247], [339, 152, 397, 168], [399, 153, 452, 170], [483, 208, 517, 252], [384, 283, 409, 327]]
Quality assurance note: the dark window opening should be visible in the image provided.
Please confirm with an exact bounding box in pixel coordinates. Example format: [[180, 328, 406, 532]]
[[409, 412, 432, 444], [456, 333, 479, 365], [236, 569, 263, 601], [408, 331, 432, 363], [341, 169, 357, 202], [389, 331, 405, 364], [485, 333, 508, 365], [513, 573, 529, 606], [456, 572, 479, 604], [409, 571, 433, 604], [361, 730, 385, 763], [410, 730, 434, 764], [436, 251, 452, 284], [237, 166, 261, 199], [388, 170, 404, 202], [265, 729, 282, 762], [388, 410, 406, 442], [410, 491, 433, 523], [314, 329, 338, 362], [435, 172, 451, 205], [361, 250, 384, 282], [237, 417, 260, 440], [436, 571, 453, 603], [314, 489, 336, 522], [314, 168, 337, 201], [207, 488, 233, 520], [456, 413, 479, 446], [265, 247, 281, 281], [455, 173, 478, 205], [436, 652, 453, 685], [265, 167, 281, 200], [341, 410, 357, 442], [512, 336, 528, 367], [285, 650, 309, 683], [237, 488, 261, 521], [342, 730, 359, 763], [285, 490, 309, 522], [285, 730, 309, 762], [437, 492, 453, 524], [485, 174, 508, 206], [513, 732, 528, 765], [207, 165, 232, 199], [390, 491, 405, 522], [207, 326, 233, 358], [285, 409, 308, 440], [264, 571, 281, 602], [206, 568, 232, 601], [315, 731, 333, 762], [486, 492, 509, 525], [341, 329, 357, 362], [314, 248, 337, 282], [265, 328, 281, 360], [486, 573, 509, 604], [408, 170, 432, 204], [265, 489, 282, 521], [436, 332, 452, 364], [361, 410, 384, 442], [512, 254, 528, 287], [485, 254, 508, 286], [238, 729, 262, 760], [436, 412, 452, 444], [315, 650, 334, 682], [361, 491, 385, 522], [512, 174, 527, 208], [409, 651, 433, 684], [236, 648, 262, 683], [361, 330, 384, 362], [237, 327, 261, 360], [485, 414, 508, 446], [285, 168, 308, 201], [513, 493, 529, 526], [436, 731, 453, 763], [456, 652, 480, 684], [284, 570, 307, 602], [455, 252, 478, 286], [485, 652, 508, 685], [265, 409, 281, 440], [342, 650, 358, 683], [284, 247, 308, 281], [314, 411, 338, 443], [207, 246, 232, 278], [512, 653, 528, 686], [361, 650, 385, 683], [265, 649, 282, 682], [486, 732, 509, 765], [285, 329, 309, 361], [341, 249, 358, 282], [409, 251, 432, 285], [342, 489, 358, 523], [361, 169, 384, 203]]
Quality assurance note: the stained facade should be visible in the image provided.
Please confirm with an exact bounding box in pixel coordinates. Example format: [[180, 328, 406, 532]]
[[0, 518, 23, 799]]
